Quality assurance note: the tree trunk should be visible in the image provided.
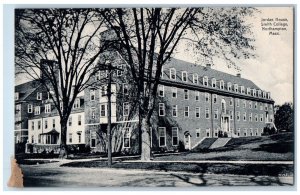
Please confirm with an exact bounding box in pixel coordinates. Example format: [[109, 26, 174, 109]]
[[141, 117, 151, 161], [59, 119, 68, 158]]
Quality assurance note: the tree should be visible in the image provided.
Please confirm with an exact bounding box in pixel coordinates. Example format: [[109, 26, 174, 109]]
[[100, 8, 256, 161], [15, 9, 108, 157], [274, 102, 294, 132]]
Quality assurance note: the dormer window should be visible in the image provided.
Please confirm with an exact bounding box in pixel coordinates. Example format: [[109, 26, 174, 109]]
[[258, 90, 262, 97], [211, 78, 216, 88], [227, 82, 232, 91], [252, 89, 256, 97], [262, 91, 266, 98], [182, 71, 188, 82], [193, 74, 198, 84], [170, 68, 176, 80], [203, 76, 208, 86], [15, 92, 19, 100], [267, 92, 271, 99], [220, 80, 224, 90], [37, 92, 42, 100], [247, 88, 251, 95], [241, 86, 245, 94], [234, 84, 238, 93]]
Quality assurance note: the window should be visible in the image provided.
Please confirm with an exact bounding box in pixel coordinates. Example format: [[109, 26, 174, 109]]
[[206, 128, 210, 137], [220, 80, 224, 90], [236, 111, 240, 121], [203, 76, 208, 86], [249, 101, 252, 109], [172, 87, 177, 98], [214, 109, 218, 119], [247, 87, 251, 95], [45, 104, 51, 113], [243, 100, 246, 108], [38, 120, 41, 130], [170, 68, 176, 80], [45, 119, 48, 129], [160, 67, 164, 78], [205, 93, 210, 102], [172, 105, 178, 117], [78, 134, 81, 143], [34, 106, 40, 115], [212, 78, 216, 88], [184, 89, 189, 100], [69, 116, 72, 126], [253, 89, 256, 97], [158, 85, 164, 97], [90, 89, 95, 100], [184, 106, 189, 117], [230, 98, 233, 106], [90, 131, 96, 148], [267, 92, 271, 99], [31, 121, 34, 130], [255, 114, 258, 122], [236, 98, 240, 107], [193, 74, 198, 84], [227, 82, 232, 91], [91, 108, 96, 119], [78, 115, 82, 126], [123, 102, 129, 116], [249, 113, 252, 122], [195, 107, 200, 118], [237, 128, 241, 136], [258, 90, 262, 97], [241, 86, 245, 94], [52, 119, 55, 128], [27, 104, 33, 113], [244, 129, 247, 137], [15, 92, 19, 100], [158, 127, 166, 147], [96, 71, 100, 80], [260, 114, 263, 122], [195, 91, 200, 101], [37, 92, 42, 100], [181, 71, 188, 82], [243, 112, 247, 121], [172, 127, 178, 146], [100, 104, 106, 117], [69, 133, 73, 143], [230, 110, 233, 120], [260, 103, 263, 110], [122, 84, 128, 95], [117, 65, 123, 76], [16, 104, 21, 113], [254, 102, 258, 109], [196, 128, 201, 138], [101, 86, 106, 97], [159, 103, 165, 116], [123, 128, 130, 148], [234, 84, 238, 92], [265, 103, 268, 111], [73, 98, 80, 109], [213, 94, 217, 103], [205, 108, 210, 119]]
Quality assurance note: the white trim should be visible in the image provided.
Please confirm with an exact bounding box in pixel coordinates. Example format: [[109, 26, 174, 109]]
[[158, 127, 166, 147], [171, 127, 179, 146]]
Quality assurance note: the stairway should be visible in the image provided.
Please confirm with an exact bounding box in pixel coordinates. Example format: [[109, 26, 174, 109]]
[[209, 138, 231, 149], [191, 138, 217, 151]]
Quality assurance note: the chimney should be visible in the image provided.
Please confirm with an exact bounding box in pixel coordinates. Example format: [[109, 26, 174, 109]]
[[236, 73, 241, 78]]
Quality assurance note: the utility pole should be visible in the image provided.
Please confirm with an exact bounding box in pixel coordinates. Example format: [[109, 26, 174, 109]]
[[107, 61, 112, 166]]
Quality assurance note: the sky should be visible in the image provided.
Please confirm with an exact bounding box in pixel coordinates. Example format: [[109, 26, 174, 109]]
[[15, 7, 294, 105], [175, 7, 294, 105]]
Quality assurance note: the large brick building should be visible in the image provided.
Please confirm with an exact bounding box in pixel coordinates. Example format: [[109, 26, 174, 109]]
[[21, 54, 275, 154]]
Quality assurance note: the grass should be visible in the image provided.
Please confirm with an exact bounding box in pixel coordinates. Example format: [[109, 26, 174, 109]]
[[61, 160, 293, 176]]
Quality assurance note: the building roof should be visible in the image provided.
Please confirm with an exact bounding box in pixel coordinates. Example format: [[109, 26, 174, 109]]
[[15, 80, 42, 102]]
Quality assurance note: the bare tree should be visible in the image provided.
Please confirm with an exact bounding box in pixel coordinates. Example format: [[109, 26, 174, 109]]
[[15, 9, 108, 157], [100, 8, 256, 161]]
